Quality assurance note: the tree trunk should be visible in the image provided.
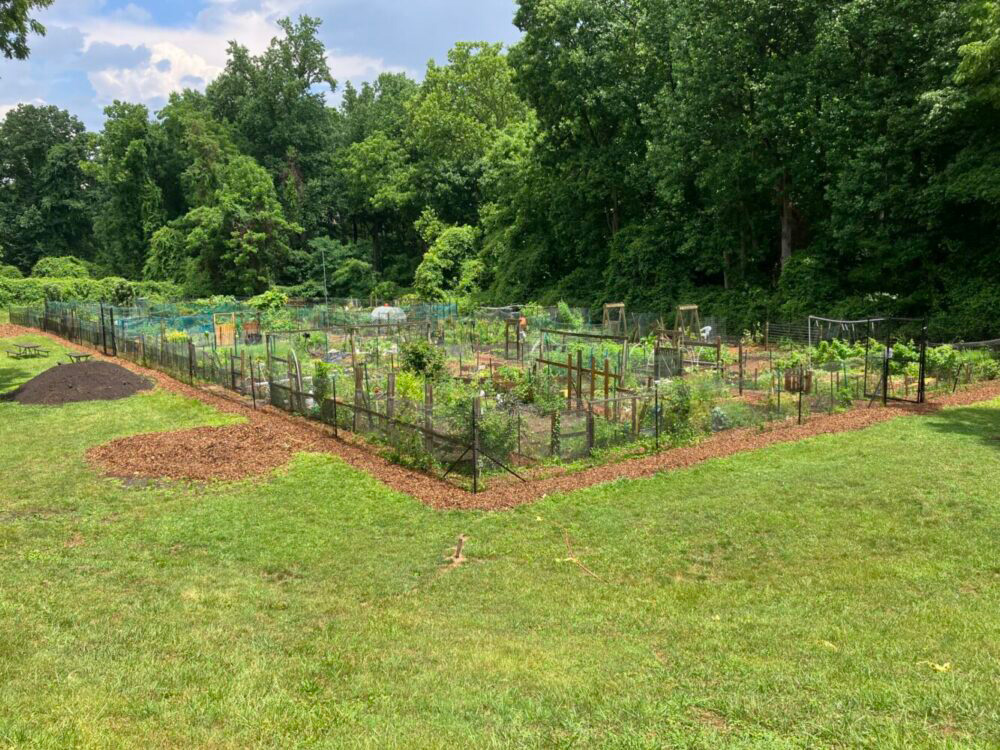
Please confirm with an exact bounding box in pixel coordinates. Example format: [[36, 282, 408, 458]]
[[372, 226, 382, 273], [779, 172, 793, 269]]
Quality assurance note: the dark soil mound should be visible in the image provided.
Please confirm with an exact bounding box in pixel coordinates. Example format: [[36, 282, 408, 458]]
[[3, 360, 153, 405]]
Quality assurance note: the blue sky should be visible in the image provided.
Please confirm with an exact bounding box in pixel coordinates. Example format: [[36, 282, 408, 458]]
[[0, 0, 522, 129]]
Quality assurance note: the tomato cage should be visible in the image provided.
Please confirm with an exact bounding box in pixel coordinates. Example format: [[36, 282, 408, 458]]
[[862, 318, 928, 405]]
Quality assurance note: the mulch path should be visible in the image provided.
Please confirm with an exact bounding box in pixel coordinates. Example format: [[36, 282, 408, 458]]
[[0, 324, 27, 339], [5, 324, 1000, 510], [3, 360, 152, 405]]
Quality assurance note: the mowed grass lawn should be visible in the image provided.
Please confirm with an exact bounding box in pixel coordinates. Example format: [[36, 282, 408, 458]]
[[1, 341, 999, 749]]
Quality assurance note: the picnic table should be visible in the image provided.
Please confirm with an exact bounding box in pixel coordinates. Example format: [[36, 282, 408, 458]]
[[7, 343, 48, 358], [67, 352, 93, 363]]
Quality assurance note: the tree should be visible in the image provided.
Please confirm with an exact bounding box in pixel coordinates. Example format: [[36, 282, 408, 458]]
[[407, 42, 529, 227], [0, 104, 95, 272], [1, 0, 51, 60], [413, 211, 481, 301], [207, 15, 336, 225], [87, 102, 166, 278], [144, 100, 301, 295]]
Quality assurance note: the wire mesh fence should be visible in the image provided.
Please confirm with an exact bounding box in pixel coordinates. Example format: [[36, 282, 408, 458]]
[[9, 301, 1000, 493]]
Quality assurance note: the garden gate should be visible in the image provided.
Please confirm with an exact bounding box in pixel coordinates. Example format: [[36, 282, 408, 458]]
[[863, 318, 927, 405]]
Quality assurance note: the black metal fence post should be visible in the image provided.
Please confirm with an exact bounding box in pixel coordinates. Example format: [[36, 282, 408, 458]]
[[108, 306, 117, 357], [332, 375, 338, 437], [882, 345, 890, 407], [654, 383, 660, 450], [99, 302, 107, 354], [249, 355, 257, 409], [798, 369, 804, 425], [738, 338, 743, 394], [917, 330, 928, 404], [472, 397, 480, 494]]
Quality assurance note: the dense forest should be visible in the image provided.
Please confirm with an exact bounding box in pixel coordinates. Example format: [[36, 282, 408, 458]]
[[1, 0, 999, 335]]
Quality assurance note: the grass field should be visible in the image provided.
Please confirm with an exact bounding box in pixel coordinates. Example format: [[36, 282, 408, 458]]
[[1, 336, 999, 749]]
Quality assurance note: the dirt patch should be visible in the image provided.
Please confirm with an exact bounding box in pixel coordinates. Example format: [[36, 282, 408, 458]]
[[88, 421, 325, 482], [2, 360, 152, 405], [690, 706, 731, 732], [7, 323, 1000, 510]]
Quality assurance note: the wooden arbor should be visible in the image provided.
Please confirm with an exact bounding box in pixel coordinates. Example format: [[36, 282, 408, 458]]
[[603, 303, 626, 336], [673, 304, 702, 342]]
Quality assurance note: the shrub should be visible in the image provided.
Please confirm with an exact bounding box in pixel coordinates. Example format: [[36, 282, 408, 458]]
[[312, 360, 331, 403], [0, 264, 22, 279], [661, 380, 694, 443], [556, 300, 583, 329], [710, 406, 731, 432], [31, 256, 91, 279], [247, 289, 288, 314], [400, 340, 446, 380], [0, 277, 182, 307]]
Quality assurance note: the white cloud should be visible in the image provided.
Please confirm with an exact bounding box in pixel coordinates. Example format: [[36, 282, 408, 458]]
[[109, 3, 152, 23], [56, 0, 392, 112], [0, 99, 46, 119]]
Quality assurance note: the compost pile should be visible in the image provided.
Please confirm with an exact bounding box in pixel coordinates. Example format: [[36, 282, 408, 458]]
[[3, 361, 153, 405]]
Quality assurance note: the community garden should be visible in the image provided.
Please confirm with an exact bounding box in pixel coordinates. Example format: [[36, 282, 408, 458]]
[[2, 306, 1000, 748], [8, 298, 1000, 494]]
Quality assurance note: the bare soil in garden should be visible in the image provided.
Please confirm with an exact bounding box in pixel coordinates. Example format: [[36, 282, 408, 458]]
[[2, 360, 152, 405], [6, 323, 1000, 510]]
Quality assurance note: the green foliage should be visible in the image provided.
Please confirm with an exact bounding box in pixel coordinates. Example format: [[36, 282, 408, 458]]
[[309, 237, 374, 297], [0, 0, 53, 59], [399, 340, 446, 380], [312, 360, 331, 403], [556, 301, 583, 329], [86, 101, 165, 280], [0, 105, 95, 273], [3, 2, 1000, 341], [246, 289, 289, 314], [0, 276, 181, 307], [413, 224, 480, 301], [660, 380, 694, 443], [31, 255, 91, 278], [0, 264, 23, 278]]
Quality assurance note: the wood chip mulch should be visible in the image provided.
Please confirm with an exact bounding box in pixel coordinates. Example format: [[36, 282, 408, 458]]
[[6, 324, 1000, 511]]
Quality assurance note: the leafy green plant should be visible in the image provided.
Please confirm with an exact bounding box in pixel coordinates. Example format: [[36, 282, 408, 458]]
[[660, 380, 694, 443], [31, 256, 91, 279], [400, 340, 446, 379], [312, 360, 331, 403], [247, 289, 288, 314], [556, 301, 583, 329]]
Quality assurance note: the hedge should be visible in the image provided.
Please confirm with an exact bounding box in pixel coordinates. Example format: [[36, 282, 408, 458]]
[[0, 276, 183, 308]]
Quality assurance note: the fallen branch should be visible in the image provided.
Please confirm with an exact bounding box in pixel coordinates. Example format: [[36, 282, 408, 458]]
[[562, 529, 605, 583]]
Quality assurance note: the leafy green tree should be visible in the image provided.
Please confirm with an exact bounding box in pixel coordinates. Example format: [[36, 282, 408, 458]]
[[87, 102, 166, 278], [407, 42, 529, 227], [413, 214, 480, 301], [308, 236, 374, 297], [144, 101, 301, 295], [0, 105, 95, 273], [207, 15, 336, 225], [1, 0, 51, 60]]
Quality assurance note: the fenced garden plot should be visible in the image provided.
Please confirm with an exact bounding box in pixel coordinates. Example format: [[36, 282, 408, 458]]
[[12, 300, 1000, 494]]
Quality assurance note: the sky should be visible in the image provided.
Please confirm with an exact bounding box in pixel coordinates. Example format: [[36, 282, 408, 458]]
[[0, 0, 522, 129]]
